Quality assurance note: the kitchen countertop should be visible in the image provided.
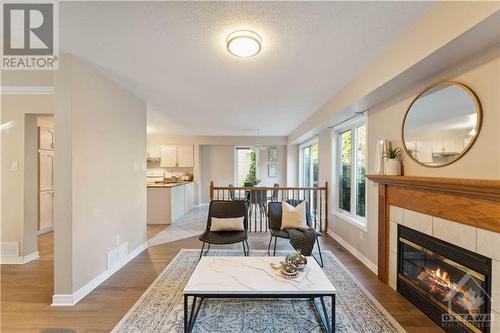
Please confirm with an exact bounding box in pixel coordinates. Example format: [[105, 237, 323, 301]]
[[147, 181, 193, 188]]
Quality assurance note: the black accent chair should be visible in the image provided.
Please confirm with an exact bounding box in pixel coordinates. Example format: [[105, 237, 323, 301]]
[[199, 200, 249, 259], [267, 200, 324, 267]]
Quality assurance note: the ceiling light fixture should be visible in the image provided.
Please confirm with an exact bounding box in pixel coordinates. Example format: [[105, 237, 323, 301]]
[[226, 30, 262, 57]]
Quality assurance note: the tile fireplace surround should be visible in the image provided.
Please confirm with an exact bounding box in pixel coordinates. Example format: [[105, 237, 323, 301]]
[[388, 206, 499, 332], [366, 175, 500, 333]]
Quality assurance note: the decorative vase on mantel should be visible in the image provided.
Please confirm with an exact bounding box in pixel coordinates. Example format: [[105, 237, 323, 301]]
[[384, 148, 402, 176]]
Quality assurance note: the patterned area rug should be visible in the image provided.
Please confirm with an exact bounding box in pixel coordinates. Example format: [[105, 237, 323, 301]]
[[112, 249, 405, 333]]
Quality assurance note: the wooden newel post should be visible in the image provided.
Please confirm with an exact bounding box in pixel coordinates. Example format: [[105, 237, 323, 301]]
[[324, 181, 329, 231], [209, 181, 214, 201]]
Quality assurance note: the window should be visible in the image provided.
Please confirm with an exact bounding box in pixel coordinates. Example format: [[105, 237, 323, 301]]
[[299, 141, 319, 188], [299, 140, 319, 214], [235, 147, 257, 186], [333, 117, 367, 229]]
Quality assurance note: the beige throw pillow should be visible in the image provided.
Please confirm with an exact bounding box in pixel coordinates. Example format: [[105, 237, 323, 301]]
[[280, 201, 308, 230], [210, 216, 245, 232]]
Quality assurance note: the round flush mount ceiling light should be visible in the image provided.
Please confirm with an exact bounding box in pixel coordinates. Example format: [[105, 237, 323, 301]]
[[226, 30, 262, 57]]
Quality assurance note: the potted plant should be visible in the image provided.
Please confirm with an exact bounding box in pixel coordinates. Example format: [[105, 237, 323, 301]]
[[384, 148, 402, 176]]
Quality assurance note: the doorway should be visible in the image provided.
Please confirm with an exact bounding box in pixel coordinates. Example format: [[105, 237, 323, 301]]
[[35, 116, 54, 260]]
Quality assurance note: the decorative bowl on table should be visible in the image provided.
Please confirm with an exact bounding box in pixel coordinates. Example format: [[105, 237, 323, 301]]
[[291, 250, 307, 271], [280, 259, 299, 279]]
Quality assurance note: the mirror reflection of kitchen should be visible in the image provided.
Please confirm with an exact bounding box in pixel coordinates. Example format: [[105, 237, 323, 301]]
[[403, 82, 481, 167]]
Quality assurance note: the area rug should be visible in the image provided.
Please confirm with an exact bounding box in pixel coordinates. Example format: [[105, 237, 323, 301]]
[[112, 249, 405, 333]]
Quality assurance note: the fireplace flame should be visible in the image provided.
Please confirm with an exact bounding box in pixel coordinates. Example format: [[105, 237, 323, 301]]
[[417, 267, 483, 314]]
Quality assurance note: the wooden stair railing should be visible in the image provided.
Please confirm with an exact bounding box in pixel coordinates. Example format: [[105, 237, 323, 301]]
[[209, 182, 328, 233]]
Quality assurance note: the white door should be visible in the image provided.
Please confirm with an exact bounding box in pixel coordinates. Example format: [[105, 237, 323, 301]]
[[39, 149, 54, 232], [160, 145, 177, 167], [177, 145, 194, 167]]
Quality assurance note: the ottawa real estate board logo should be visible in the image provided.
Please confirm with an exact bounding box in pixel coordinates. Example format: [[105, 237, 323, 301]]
[[1, 1, 58, 70]]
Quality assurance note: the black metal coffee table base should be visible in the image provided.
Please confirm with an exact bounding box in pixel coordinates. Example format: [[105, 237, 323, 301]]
[[183, 293, 335, 333]]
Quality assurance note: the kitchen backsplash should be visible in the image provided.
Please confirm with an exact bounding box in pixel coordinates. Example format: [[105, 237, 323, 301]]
[[147, 167, 193, 178]]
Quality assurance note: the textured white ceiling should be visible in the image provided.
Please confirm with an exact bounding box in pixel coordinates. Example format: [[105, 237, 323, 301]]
[[60, 1, 435, 136]]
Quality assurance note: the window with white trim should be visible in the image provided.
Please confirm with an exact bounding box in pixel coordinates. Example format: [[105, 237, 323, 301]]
[[299, 139, 319, 188], [234, 147, 256, 186], [333, 117, 367, 228]]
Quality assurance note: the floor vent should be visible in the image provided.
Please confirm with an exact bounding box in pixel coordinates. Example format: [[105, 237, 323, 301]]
[[0, 242, 19, 257]]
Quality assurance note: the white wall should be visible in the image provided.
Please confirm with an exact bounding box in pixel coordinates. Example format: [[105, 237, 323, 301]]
[[199, 144, 287, 204], [257, 146, 286, 187], [200, 145, 234, 203], [286, 144, 298, 187], [322, 47, 500, 267], [54, 54, 147, 297]]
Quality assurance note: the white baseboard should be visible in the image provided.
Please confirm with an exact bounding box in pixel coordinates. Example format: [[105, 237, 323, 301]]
[[326, 229, 378, 275], [51, 242, 148, 306], [1, 85, 54, 95], [0, 251, 40, 264], [38, 226, 54, 235]]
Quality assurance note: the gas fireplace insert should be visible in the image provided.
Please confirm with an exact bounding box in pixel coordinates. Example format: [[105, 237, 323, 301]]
[[397, 225, 492, 333]]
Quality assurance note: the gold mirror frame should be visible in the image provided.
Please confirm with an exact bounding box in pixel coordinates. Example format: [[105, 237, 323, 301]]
[[401, 81, 482, 168]]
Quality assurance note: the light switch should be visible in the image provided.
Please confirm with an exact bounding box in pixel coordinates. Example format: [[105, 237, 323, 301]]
[[141, 162, 147, 171], [133, 162, 138, 171], [11, 161, 18, 171]]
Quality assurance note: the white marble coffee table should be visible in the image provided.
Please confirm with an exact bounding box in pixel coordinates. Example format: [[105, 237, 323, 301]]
[[183, 256, 336, 333]]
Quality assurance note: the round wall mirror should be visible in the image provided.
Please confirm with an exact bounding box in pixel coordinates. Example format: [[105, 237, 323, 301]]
[[402, 82, 482, 167], [403, 82, 482, 167]]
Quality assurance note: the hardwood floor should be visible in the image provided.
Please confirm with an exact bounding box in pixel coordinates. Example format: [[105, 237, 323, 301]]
[[1, 225, 443, 332]]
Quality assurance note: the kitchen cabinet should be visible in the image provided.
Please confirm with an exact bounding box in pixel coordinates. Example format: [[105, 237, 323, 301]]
[[39, 127, 54, 150], [147, 182, 195, 224], [39, 190, 54, 231], [160, 145, 177, 167], [171, 185, 185, 222], [147, 143, 161, 159], [184, 182, 194, 212], [39, 127, 54, 233], [177, 145, 194, 167], [159, 144, 194, 168]]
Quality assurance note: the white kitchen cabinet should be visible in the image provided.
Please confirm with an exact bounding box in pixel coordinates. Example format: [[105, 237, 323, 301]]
[[159, 144, 194, 168], [184, 182, 194, 212], [147, 143, 161, 159], [39, 127, 54, 150], [147, 182, 195, 224], [39, 190, 54, 231], [171, 185, 185, 222], [39, 150, 54, 191], [160, 145, 177, 167], [39, 128, 54, 233], [177, 145, 194, 167]]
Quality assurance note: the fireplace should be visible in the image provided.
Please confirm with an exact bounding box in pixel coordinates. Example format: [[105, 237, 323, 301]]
[[397, 225, 492, 333]]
